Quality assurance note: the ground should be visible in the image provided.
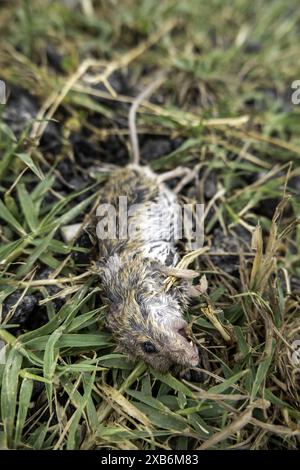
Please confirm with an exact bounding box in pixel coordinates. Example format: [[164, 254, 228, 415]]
[[0, 0, 300, 450]]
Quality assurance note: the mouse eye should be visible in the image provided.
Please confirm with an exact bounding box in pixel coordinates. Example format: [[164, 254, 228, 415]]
[[142, 341, 158, 353]]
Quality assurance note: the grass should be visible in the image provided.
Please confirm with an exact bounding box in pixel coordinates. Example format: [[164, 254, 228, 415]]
[[0, 0, 300, 450]]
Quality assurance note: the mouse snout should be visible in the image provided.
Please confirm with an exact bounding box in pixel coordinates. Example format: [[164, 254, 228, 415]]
[[170, 318, 199, 367]]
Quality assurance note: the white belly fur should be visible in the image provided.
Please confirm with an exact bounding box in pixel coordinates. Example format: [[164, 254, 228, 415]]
[[127, 180, 179, 266]]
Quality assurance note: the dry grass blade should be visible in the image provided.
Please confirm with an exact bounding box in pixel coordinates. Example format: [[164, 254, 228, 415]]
[[97, 384, 153, 430], [164, 246, 209, 292], [198, 400, 270, 450], [200, 303, 232, 343]]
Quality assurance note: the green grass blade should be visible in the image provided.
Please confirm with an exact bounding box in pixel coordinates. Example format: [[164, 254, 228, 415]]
[[17, 183, 39, 232], [0, 199, 27, 236], [14, 377, 33, 448], [43, 326, 64, 409], [0, 347, 23, 448], [251, 355, 273, 401], [15, 152, 44, 179]]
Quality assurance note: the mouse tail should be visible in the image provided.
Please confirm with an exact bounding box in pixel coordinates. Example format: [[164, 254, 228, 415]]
[[128, 73, 166, 166]]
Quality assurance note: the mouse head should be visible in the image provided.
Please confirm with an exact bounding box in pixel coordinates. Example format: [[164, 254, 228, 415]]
[[101, 254, 199, 372], [107, 292, 199, 372]]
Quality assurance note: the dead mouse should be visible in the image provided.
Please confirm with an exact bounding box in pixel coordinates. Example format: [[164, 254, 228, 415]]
[[90, 76, 201, 372]]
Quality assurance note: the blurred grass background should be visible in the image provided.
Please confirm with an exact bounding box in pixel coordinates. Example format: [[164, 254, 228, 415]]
[[0, 0, 300, 450]]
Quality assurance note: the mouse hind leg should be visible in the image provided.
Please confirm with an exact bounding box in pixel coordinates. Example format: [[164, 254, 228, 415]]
[[157, 165, 200, 193]]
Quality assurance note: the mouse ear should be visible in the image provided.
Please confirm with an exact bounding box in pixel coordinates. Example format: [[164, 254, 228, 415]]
[[169, 274, 208, 306]]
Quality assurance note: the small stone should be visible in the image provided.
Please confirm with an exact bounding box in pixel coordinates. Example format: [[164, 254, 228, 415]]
[[3, 292, 38, 325]]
